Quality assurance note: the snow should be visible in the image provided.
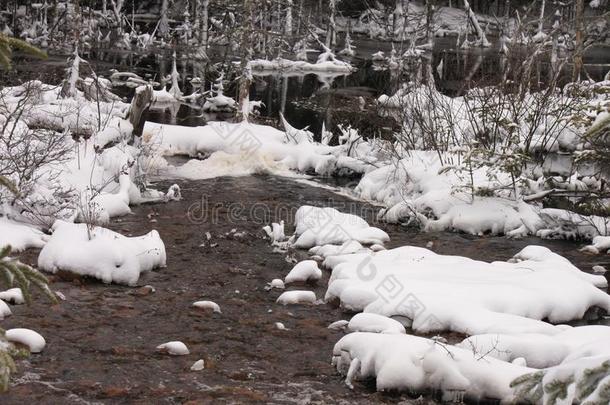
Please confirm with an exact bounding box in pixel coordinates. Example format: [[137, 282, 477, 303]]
[[458, 325, 610, 369], [143, 122, 370, 179], [263, 222, 286, 244], [0, 288, 25, 305], [0, 219, 48, 252], [293, 206, 389, 249], [5, 328, 46, 353], [190, 359, 205, 371], [266, 279, 285, 290], [192, 300, 221, 313], [285, 260, 322, 284], [0, 80, 170, 229], [156, 341, 189, 356], [248, 54, 354, 75], [581, 236, 610, 254], [143, 120, 377, 179], [324, 245, 610, 336], [38, 221, 166, 286], [328, 320, 349, 331], [276, 290, 317, 305], [333, 332, 530, 400], [347, 313, 406, 334], [0, 300, 12, 320]]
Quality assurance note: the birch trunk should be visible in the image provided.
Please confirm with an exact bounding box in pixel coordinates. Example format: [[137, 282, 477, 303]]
[[463, 0, 490, 47]]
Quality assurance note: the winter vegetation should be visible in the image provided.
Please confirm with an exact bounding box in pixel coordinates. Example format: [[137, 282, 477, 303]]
[[0, 0, 609, 402]]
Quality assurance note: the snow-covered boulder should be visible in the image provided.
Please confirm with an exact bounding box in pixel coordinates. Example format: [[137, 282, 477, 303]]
[[5, 328, 46, 353], [192, 300, 221, 313], [0, 288, 24, 305], [156, 341, 189, 356], [276, 290, 317, 305], [285, 260, 322, 284], [324, 245, 610, 336], [38, 221, 166, 286], [293, 206, 389, 249], [347, 313, 406, 334]]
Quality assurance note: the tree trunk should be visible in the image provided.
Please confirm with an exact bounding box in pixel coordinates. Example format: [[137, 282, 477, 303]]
[[159, 0, 169, 37], [463, 0, 490, 47], [572, 0, 584, 81], [537, 0, 546, 34], [199, 0, 209, 47], [285, 0, 293, 37], [237, 0, 254, 121]]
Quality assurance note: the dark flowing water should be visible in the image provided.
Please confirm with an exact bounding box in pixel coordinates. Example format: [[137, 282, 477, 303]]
[[5, 174, 609, 404]]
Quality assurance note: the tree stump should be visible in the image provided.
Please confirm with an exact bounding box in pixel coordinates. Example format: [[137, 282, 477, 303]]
[[127, 85, 153, 137]]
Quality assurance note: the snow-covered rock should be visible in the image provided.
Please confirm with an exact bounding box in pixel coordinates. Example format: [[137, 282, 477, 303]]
[[248, 55, 354, 75], [458, 325, 610, 368], [5, 328, 46, 353], [581, 236, 610, 255], [347, 313, 406, 334], [266, 279, 285, 290], [156, 341, 189, 356], [190, 359, 205, 371], [328, 320, 349, 331], [192, 300, 221, 313], [0, 300, 12, 319], [38, 221, 166, 286], [276, 290, 317, 305], [332, 332, 530, 399], [285, 260, 322, 284], [293, 206, 389, 249], [0, 288, 24, 305], [325, 245, 610, 336]]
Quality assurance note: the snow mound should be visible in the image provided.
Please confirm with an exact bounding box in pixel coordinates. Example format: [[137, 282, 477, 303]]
[[333, 332, 529, 399], [293, 206, 389, 249], [248, 56, 354, 74], [285, 260, 322, 284], [156, 341, 189, 356], [0, 300, 12, 319], [348, 313, 406, 334], [0, 219, 48, 251], [191, 359, 205, 371], [5, 328, 46, 353], [0, 288, 24, 305], [325, 246, 610, 336], [581, 236, 610, 255], [192, 300, 221, 313], [143, 120, 376, 179], [276, 290, 317, 305], [266, 279, 285, 290], [459, 325, 610, 369], [38, 221, 166, 286]]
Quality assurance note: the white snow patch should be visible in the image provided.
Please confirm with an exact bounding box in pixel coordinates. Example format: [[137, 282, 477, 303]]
[[348, 313, 406, 334], [0, 219, 48, 251], [192, 300, 221, 313], [285, 260, 322, 284], [0, 288, 24, 305], [190, 359, 205, 371], [325, 246, 610, 336], [5, 328, 46, 353], [276, 290, 317, 305], [156, 341, 189, 356], [38, 221, 166, 286]]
